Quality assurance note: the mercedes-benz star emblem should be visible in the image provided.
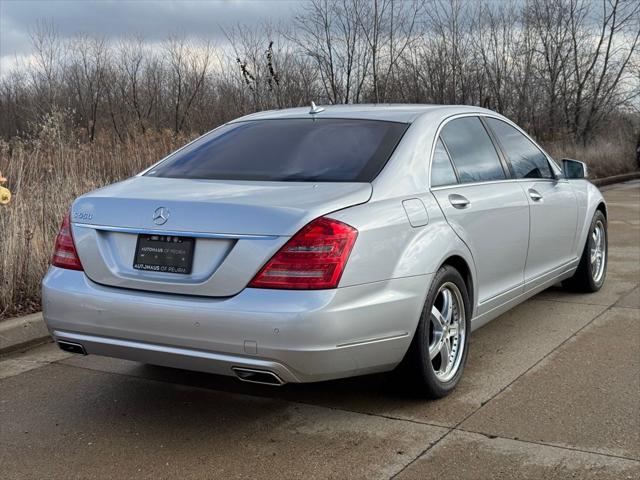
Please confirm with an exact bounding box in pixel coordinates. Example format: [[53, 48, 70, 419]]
[[153, 206, 170, 225]]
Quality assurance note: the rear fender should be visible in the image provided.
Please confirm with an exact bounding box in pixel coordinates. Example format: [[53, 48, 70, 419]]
[[329, 195, 478, 318]]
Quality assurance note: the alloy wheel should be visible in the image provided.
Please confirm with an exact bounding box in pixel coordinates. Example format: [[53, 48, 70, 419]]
[[590, 220, 606, 283], [428, 282, 466, 382]]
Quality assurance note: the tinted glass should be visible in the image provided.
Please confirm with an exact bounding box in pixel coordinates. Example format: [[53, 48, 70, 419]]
[[147, 119, 408, 182], [486, 118, 553, 179], [440, 117, 506, 183], [431, 138, 458, 187]]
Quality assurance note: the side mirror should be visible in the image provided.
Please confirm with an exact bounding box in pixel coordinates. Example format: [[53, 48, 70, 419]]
[[562, 158, 588, 179]]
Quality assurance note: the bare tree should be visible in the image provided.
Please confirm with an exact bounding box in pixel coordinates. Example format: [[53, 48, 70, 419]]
[[573, 0, 639, 142], [163, 36, 214, 133], [29, 20, 64, 115], [0, 0, 638, 147], [356, 0, 421, 102], [292, 0, 370, 104], [67, 34, 108, 141]]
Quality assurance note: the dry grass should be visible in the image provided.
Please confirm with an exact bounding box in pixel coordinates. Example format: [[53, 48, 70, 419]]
[[542, 136, 638, 178], [0, 116, 195, 319], [0, 117, 637, 320]]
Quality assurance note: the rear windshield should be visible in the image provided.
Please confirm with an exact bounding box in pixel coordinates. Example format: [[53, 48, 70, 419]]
[[146, 118, 408, 182]]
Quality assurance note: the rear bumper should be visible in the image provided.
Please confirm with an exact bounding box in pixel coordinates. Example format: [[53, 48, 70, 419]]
[[42, 268, 430, 383]]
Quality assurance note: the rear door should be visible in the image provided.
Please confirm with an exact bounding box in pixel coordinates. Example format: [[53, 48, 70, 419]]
[[484, 118, 578, 284], [430, 116, 530, 310]]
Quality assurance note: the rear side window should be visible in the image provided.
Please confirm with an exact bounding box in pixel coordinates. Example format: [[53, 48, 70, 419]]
[[485, 118, 553, 179], [431, 138, 458, 187], [147, 119, 408, 182], [440, 117, 506, 183]]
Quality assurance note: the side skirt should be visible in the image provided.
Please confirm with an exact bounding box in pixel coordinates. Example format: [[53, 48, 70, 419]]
[[470, 264, 577, 332]]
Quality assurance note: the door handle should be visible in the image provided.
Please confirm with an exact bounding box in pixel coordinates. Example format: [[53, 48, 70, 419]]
[[528, 189, 543, 201], [449, 194, 470, 209]]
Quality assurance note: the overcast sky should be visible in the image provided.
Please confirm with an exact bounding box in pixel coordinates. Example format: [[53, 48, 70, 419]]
[[0, 0, 299, 73]]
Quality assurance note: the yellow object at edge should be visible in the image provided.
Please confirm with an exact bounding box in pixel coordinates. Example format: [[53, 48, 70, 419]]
[[0, 186, 11, 205]]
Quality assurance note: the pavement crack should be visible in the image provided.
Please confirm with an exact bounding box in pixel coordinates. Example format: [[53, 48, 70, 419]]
[[388, 428, 453, 480], [454, 427, 640, 463]]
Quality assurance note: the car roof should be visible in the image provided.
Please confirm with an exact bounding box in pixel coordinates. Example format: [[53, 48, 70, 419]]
[[230, 104, 499, 124]]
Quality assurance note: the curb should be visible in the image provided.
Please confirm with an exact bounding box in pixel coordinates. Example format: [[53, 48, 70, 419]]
[[0, 173, 638, 355], [0, 313, 51, 355], [592, 171, 640, 187]]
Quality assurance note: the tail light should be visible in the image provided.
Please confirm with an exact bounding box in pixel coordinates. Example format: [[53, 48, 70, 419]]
[[249, 217, 358, 290], [51, 213, 83, 271]]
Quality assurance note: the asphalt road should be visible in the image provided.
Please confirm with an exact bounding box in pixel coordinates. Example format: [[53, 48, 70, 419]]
[[1, 181, 639, 480]]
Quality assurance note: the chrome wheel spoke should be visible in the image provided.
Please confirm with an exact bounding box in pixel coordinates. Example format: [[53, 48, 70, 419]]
[[438, 339, 451, 374], [441, 289, 453, 324], [448, 322, 459, 338], [597, 228, 603, 249], [431, 305, 447, 330], [429, 338, 444, 360]]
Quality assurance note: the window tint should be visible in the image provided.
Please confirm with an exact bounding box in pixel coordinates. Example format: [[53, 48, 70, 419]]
[[147, 119, 408, 182], [431, 138, 458, 187], [440, 117, 506, 183], [485, 118, 553, 179]]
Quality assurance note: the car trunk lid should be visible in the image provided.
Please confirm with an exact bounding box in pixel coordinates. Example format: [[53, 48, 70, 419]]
[[71, 176, 371, 297]]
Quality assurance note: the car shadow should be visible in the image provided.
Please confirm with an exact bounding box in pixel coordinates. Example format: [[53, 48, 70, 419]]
[[135, 362, 429, 406]]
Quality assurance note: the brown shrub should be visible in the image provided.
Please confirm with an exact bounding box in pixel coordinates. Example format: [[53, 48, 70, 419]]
[[541, 135, 638, 178], [0, 117, 196, 319]]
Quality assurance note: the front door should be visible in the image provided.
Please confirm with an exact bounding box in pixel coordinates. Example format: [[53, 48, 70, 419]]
[[484, 118, 578, 283], [520, 180, 578, 281]]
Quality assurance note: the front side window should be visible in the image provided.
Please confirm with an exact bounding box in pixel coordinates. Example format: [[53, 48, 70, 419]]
[[485, 118, 553, 179], [440, 117, 506, 183], [431, 138, 458, 187], [147, 119, 408, 182]]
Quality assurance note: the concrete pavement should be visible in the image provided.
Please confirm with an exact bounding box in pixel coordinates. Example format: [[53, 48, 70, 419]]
[[1, 181, 639, 479]]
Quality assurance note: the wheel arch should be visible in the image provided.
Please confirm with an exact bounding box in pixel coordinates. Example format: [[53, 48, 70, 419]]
[[570, 181, 607, 260], [440, 255, 475, 318]]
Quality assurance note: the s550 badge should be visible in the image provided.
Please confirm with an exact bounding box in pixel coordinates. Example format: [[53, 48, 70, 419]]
[[73, 211, 93, 221]]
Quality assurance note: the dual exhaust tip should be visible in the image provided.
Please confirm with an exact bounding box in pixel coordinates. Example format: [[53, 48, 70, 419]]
[[57, 340, 87, 355], [232, 367, 285, 386], [57, 341, 284, 386]]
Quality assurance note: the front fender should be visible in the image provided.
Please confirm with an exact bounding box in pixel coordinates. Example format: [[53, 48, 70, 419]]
[[571, 180, 606, 257]]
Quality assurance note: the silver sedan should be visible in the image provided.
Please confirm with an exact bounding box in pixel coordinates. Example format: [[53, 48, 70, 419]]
[[42, 105, 607, 398]]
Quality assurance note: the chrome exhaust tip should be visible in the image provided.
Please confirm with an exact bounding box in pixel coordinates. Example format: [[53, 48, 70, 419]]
[[57, 340, 87, 355], [232, 367, 285, 386]]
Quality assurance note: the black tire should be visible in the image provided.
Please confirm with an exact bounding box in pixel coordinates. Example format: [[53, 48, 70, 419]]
[[396, 265, 471, 399], [563, 210, 607, 293]]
